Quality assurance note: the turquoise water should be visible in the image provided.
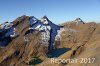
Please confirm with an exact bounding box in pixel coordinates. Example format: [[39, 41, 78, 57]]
[[29, 57, 43, 65], [47, 48, 71, 58], [29, 48, 71, 65]]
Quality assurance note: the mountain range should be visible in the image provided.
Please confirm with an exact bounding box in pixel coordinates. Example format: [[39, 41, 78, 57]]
[[0, 15, 100, 66]]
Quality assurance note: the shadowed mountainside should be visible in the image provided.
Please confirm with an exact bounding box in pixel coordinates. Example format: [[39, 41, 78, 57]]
[[0, 15, 48, 66], [36, 19, 100, 66], [0, 16, 100, 66]]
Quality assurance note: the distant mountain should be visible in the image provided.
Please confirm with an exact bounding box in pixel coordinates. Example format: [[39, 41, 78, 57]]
[[74, 18, 85, 24]]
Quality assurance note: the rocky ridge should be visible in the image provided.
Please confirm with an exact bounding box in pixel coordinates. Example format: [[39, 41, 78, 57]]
[[0, 15, 100, 66]]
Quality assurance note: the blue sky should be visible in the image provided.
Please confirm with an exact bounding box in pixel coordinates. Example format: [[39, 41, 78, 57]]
[[0, 0, 100, 24]]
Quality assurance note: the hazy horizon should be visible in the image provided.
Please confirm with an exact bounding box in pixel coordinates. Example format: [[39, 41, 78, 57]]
[[0, 0, 100, 24]]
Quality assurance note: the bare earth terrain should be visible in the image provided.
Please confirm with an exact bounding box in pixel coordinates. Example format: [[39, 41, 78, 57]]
[[0, 16, 100, 66]]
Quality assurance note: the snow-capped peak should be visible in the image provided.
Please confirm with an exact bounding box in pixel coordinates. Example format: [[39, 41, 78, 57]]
[[74, 18, 85, 24], [41, 16, 49, 24], [0, 22, 13, 29], [74, 18, 83, 22]]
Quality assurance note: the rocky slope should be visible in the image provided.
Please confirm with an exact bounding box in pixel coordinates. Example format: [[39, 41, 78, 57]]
[[0, 16, 100, 66], [35, 20, 100, 66], [0, 15, 48, 66]]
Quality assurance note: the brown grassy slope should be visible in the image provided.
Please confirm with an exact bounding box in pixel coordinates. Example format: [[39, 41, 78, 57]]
[[36, 22, 100, 66], [0, 16, 100, 66], [0, 15, 48, 66]]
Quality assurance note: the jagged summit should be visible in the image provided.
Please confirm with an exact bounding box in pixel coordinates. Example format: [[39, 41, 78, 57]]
[[74, 18, 85, 24], [29, 15, 61, 51], [41, 16, 49, 20], [0, 15, 100, 66], [41, 16, 50, 24], [74, 18, 83, 22], [0, 21, 13, 29]]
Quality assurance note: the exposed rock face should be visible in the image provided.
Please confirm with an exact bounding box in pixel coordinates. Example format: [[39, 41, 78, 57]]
[[61, 18, 85, 27], [36, 22, 100, 66], [74, 18, 85, 24], [0, 16, 100, 66], [0, 15, 48, 66]]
